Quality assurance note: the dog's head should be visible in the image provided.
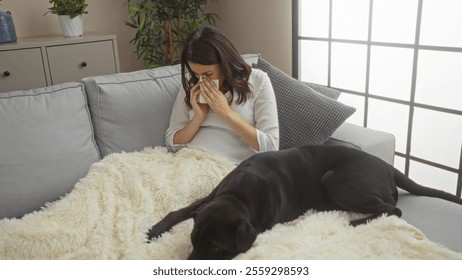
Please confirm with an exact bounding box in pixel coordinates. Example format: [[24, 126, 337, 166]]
[[187, 200, 257, 260]]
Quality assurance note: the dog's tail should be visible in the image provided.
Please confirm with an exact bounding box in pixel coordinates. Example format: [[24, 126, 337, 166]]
[[393, 167, 462, 205]]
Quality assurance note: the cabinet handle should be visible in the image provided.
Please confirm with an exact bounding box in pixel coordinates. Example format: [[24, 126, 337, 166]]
[[80, 62, 88, 67], [3, 71, 11, 77]]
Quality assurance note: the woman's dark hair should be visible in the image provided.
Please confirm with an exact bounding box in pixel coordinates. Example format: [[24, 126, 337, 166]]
[[180, 25, 252, 109]]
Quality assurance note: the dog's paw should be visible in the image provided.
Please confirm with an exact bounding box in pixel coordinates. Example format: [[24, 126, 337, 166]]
[[146, 226, 165, 242], [349, 219, 367, 227]]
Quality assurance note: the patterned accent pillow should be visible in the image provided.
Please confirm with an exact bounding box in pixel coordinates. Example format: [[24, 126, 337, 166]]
[[304, 82, 341, 100], [253, 58, 356, 149]]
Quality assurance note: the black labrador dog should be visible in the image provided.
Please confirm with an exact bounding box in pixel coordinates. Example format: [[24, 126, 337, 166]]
[[147, 145, 462, 260]]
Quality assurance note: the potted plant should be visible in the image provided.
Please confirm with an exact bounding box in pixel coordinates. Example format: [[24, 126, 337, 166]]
[[126, 0, 219, 68], [45, 0, 88, 37]]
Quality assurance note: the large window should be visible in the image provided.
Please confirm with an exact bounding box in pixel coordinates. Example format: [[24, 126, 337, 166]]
[[293, 0, 462, 196]]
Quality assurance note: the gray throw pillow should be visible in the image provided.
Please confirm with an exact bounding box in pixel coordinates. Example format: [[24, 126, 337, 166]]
[[0, 83, 100, 219], [82, 65, 181, 157], [253, 58, 356, 149]]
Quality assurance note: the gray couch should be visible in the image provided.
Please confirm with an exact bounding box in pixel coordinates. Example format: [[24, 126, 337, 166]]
[[1, 54, 461, 253]]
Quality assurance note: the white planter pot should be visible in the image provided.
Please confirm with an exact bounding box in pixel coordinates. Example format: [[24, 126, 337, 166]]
[[58, 14, 83, 37]]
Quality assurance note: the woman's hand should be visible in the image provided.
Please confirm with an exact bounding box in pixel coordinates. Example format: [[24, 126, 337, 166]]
[[171, 83, 210, 145], [190, 82, 210, 121], [200, 76, 260, 151], [199, 77, 231, 118]]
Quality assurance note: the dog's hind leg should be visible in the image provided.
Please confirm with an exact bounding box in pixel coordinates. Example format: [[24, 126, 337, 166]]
[[337, 195, 402, 226], [321, 171, 402, 226], [347, 199, 402, 226]]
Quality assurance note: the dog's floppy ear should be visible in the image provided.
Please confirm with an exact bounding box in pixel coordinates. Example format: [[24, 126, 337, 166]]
[[235, 219, 257, 252]]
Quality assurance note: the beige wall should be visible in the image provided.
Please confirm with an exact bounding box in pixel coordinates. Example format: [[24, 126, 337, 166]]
[[2, 0, 292, 75], [1, 0, 144, 72], [211, 0, 292, 75]]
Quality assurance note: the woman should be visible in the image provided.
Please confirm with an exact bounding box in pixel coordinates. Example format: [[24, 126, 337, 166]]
[[166, 26, 279, 164]]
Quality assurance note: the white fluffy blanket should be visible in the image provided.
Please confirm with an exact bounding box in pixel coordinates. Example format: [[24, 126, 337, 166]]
[[0, 147, 460, 259]]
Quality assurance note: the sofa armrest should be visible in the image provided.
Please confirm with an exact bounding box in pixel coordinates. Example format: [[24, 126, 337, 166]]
[[331, 122, 396, 165]]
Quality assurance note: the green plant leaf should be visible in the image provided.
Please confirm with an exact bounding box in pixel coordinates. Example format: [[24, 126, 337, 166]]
[[45, 0, 88, 18], [125, 0, 220, 68]]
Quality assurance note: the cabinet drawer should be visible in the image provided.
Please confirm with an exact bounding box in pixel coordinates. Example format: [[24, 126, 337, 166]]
[[0, 48, 47, 92], [46, 40, 117, 84]]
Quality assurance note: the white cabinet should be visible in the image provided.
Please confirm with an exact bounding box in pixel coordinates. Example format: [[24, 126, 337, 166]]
[[0, 33, 120, 92], [0, 48, 47, 91]]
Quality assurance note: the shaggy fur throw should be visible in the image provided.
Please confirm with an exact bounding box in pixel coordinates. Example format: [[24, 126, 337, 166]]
[[0, 147, 460, 259]]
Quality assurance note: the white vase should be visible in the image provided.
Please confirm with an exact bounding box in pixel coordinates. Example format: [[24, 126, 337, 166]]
[[58, 14, 83, 37]]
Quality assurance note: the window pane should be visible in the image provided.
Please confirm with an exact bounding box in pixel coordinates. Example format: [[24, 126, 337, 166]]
[[415, 50, 462, 111], [337, 93, 364, 126], [367, 99, 409, 153], [371, 0, 418, 44], [369, 46, 414, 101], [300, 0, 329, 38], [411, 108, 462, 168], [296, 0, 462, 197], [300, 40, 329, 85], [332, 0, 369, 40], [409, 161, 458, 194], [394, 155, 406, 172], [420, 0, 462, 47], [331, 42, 367, 92]]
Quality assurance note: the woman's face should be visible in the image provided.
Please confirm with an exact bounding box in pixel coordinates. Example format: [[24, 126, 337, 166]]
[[188, 62, 224, 87]]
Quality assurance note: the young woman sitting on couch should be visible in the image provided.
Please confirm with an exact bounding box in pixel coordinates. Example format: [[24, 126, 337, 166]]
[[166, 26, 280, 164]]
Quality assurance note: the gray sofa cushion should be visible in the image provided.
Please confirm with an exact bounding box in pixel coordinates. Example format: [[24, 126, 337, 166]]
[[332, 122, 396, 165], [241, 53, 261, 66], [253, 58, 356, 149], [398, 193, 462, 252], [82, 65, 181, 157], [0, 83, 100, 219]]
